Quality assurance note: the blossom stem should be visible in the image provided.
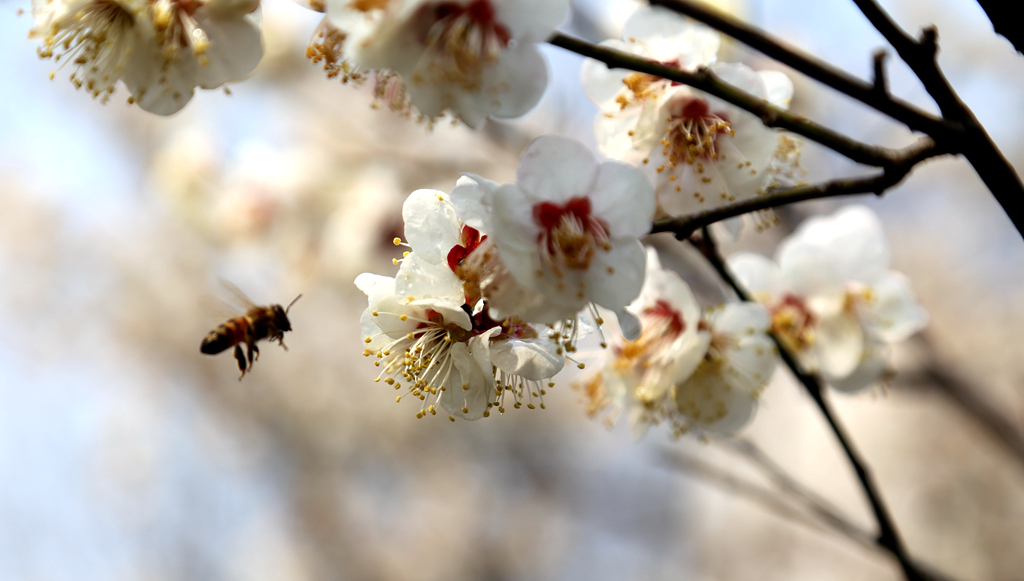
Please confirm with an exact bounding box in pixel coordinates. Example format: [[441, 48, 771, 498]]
[[693, 227, 927, 581], [650, 137, 945, 239], [547, 33, 893, 167], [647, 0, 1024, 239]]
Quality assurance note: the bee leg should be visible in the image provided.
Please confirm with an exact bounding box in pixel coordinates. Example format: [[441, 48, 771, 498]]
[[249, 342, 259, 363], [234, 344, 247, 380]]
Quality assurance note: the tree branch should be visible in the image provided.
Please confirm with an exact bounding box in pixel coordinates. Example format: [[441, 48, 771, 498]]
[[848, 0, 1024, 240], [651, 137, 945, 239], [548, 33, 894, 167], [646, 0, 955, 139], [691, 229, 926, 581]]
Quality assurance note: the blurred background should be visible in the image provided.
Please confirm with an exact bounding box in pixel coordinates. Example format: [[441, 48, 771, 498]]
[[2, 0, 1024, 579]]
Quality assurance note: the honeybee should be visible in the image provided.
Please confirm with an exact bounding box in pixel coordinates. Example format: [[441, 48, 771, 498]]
[[201, 282, 302, 380]]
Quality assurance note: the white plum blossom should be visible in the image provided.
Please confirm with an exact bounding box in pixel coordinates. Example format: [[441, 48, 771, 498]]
[[577, 248, 776, 437], [728, 205, 928, 392], [455, 135, 656, 329], [324, 0, 568, 127], [673, 302, 776, 435], [594, 58, 798, 235], [582, 5, 719, 158], [29, 0, 154, 103], [30, 0, 264, 114], [358, 187, 565, 421], [578, 248, 709, 436], [139, 0, 265, 114]]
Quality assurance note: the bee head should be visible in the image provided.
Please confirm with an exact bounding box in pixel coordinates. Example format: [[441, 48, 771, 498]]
[[273, 294, 302, 332], [271, 304, 292, 332]]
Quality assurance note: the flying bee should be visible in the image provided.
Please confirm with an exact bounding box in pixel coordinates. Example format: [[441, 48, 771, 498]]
[[201, 282, 302, 380]]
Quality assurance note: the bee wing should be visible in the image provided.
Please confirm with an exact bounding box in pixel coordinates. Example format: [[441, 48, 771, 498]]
[[219, 278, 259, 311], [200, 293, 242, 321]]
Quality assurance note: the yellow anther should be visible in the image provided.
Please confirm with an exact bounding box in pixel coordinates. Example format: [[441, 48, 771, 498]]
[[527, 404, 536, 410], [364, 337, 372, 343], [393, 237, 402, 245]]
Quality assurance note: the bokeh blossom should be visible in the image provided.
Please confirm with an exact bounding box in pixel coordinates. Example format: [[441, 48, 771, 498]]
[[578, 249, 776, 437], [729, 205, 928, 392], [30, 0, 264, 114], [323, 0, 568, 127]]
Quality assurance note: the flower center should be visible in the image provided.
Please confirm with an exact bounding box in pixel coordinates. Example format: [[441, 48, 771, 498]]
[[769, 294, 816, 353], [152, 0, 210, 62], [661, 96, 733, 167], [410, 0, 511, 90], [532, 197, 611, 273], [615, 59, 682, 110], [35, 0, 137, 100]]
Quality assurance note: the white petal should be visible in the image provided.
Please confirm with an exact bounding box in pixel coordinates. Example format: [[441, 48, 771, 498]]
[[758, 70, 793, 108], [713, 302, 771, 335], [481, 44, 549, 120], [827, 338, 887, 393], [586, 239, 647, 312], [403, 189, 462, 264], [193, 11, 264, 89], [494, 0, 569, 42], [490, 335, 565, 380], [516, 135, 599, 204], [581, 39, 636, 111], [813, 313, 864, 379], [589, 160, 656, 238], [615, 308, 642, 342], [451, 174, 499, 232], [867, 272, 928, 342], [395, 252, 465, 304], [441, 341, 490, 420], [726, 253, 783, 299], [622, 5, 719, 67], [777, 242, 844, 305], [790, 205, 890, 283]]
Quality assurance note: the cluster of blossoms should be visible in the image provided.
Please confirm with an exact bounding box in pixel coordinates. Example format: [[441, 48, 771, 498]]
[[306, 0, 569, 127], [582, 5, 804, 233], [578, 249, 777, 437], [357, 135, 656, 420], [29, 0, 263, 113]]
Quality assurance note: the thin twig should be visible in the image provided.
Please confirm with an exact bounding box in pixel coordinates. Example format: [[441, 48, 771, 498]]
[[660, 441, 958, 581], [646, 0, 954, 139], [650, 137, 944, 239], [691, 228, 926, 581], [547, 33, 893, 167], [896, 334, 1024, 469]]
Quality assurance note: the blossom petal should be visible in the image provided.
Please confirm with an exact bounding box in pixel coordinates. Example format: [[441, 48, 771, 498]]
[[813, 313, 864, 379], [193, 12, 264, 89], [403, 189, 461, 264], [586, 239, 647, 312], [490, 335, 564, 380], [727, 252, 783, 299], [480, 44, 549, 121], [828, 339, 887, 393], [868, 272, 929, 342], [516, 135, 599, 204], [589, 160, 656, 238]]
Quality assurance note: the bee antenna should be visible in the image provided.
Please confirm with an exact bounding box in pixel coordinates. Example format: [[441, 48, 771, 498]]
[[285, 294, 303, 314]]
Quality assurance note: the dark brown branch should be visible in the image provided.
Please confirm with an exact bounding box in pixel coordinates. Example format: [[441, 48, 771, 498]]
[[646, 0, 955, 139], [848, 0, 1024, 239], [548, 33, 893, 167], [649, 0, 1024, 239], [651, 137, 945, 239], [692, 229, 926, 581]]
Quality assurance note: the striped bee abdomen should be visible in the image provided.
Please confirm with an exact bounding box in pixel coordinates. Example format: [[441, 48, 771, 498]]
[[201, 317, 249, 354]]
